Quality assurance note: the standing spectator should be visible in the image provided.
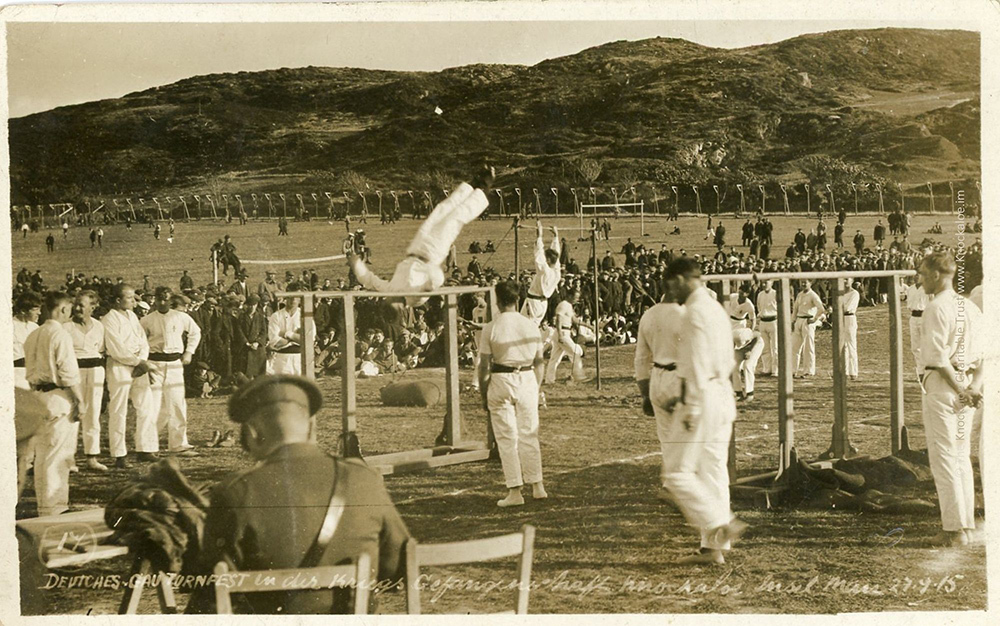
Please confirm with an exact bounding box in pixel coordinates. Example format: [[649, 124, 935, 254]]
[[713, 220, 726, 250], [634, 277, 684, 498], [269, 296, 303, 375], [791, 279, 825, 378], [13, 292, 42, 390], [793, 228, 806, 254], [89, 228, 97, 247], [840, 280, 861, 380], [45, 233, 55, 253], [756, 280, 778, 376], [918, 251, 983, 547], [211, 296, 240, 385], [874, 220, 886, 247], [477, 280, 547, 507], [238, 295, 269, 379], [741, 219, 753, 247], [141, 286, 202, 456], [62, 221, 69, 238], [102, 284, 157, 467], [179, 270, 194, 292], [853, 230, 865, 255], [258, 270, 280, 313], [24, 291, 84, 515], [65, 290, 107, 471], [96, 227, 104, 248]]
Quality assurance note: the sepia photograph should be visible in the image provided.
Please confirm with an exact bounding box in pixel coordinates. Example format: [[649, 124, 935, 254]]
[[1, 0, 995, 620]]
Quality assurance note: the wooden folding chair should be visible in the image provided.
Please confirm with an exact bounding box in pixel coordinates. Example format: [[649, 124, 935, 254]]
[[213, 552, 371, 615], [405, 524, 535, 614]]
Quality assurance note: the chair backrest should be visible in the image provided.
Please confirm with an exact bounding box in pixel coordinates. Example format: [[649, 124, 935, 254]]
[[405, 524, 535, 614], [213, 552, 371, 615]]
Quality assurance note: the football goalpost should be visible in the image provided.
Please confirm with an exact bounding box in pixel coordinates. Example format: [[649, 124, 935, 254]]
[[579, 201, 647, 236], [703, 268, 916, 508], [275, 284, 497, 475]]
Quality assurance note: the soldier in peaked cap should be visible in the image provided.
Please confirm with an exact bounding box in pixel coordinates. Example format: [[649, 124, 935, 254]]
[[187, 375, 410, 614]]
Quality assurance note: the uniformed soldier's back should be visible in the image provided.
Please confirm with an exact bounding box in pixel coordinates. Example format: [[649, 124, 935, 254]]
[[189, 444, 407, 614]]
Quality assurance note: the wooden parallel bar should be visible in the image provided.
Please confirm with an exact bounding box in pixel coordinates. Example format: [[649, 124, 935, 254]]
[[704, 270, 915, 281], [365, 442, 488, 466], [275, 285, 493, 299], [373, 449, 492, 476]]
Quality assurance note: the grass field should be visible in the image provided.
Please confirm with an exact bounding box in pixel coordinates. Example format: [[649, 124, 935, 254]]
[[10, 212, 976, 290], [10, 213, 986, 615]]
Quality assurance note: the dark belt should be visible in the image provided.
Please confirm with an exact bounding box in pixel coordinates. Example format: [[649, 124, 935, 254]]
[[407, 253, 430, 264], [653, 362, 677, 371], [491, 363, 533, 374], [149, 352, 183, 362], [844, 312, 855, 316], [730, 316, 747, 321], [760, 316, 776, 322], [77, 357, 106, 368], [32, 382, 69, 393], [526, 293, 547, 301], [13, 358, 25, 367], [277, 345, 301, 354], [797, 316, 813, 319], [911, 310, 923, 318]]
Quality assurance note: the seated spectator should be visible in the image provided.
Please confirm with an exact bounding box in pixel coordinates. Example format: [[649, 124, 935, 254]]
[[185, 375, 409, 614]]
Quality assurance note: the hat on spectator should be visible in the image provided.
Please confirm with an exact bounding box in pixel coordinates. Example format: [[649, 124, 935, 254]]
[[228, 375, 323, 423]]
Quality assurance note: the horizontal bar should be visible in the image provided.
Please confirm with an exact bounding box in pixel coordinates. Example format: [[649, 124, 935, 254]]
[[275, 285, 492, 298], [241, 254, 346, 265], [704, 270, 915, 281]]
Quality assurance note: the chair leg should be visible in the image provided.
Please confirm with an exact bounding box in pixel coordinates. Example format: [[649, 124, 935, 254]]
[[118, 557, 150, 614]]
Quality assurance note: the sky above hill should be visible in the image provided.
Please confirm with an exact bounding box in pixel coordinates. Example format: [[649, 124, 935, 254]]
[[7, 19, 976, 118]]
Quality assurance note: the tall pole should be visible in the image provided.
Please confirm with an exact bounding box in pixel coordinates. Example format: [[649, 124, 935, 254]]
[[775, 277, 797, 485], [640, 200, 645, 237], [888, 276, 906, 454], [592, 228, 601, 390], [513, 216, 520, 278]]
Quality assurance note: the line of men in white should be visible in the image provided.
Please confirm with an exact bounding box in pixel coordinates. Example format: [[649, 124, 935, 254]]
[[11, 281, 312, 517], [634, 251, 984, 559]]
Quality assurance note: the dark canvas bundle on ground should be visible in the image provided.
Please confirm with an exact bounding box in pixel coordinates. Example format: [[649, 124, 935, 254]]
[[104, 458, 210, 573]]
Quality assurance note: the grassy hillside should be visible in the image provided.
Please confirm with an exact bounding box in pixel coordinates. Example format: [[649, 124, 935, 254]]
[[8, 28, 979, 204]]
